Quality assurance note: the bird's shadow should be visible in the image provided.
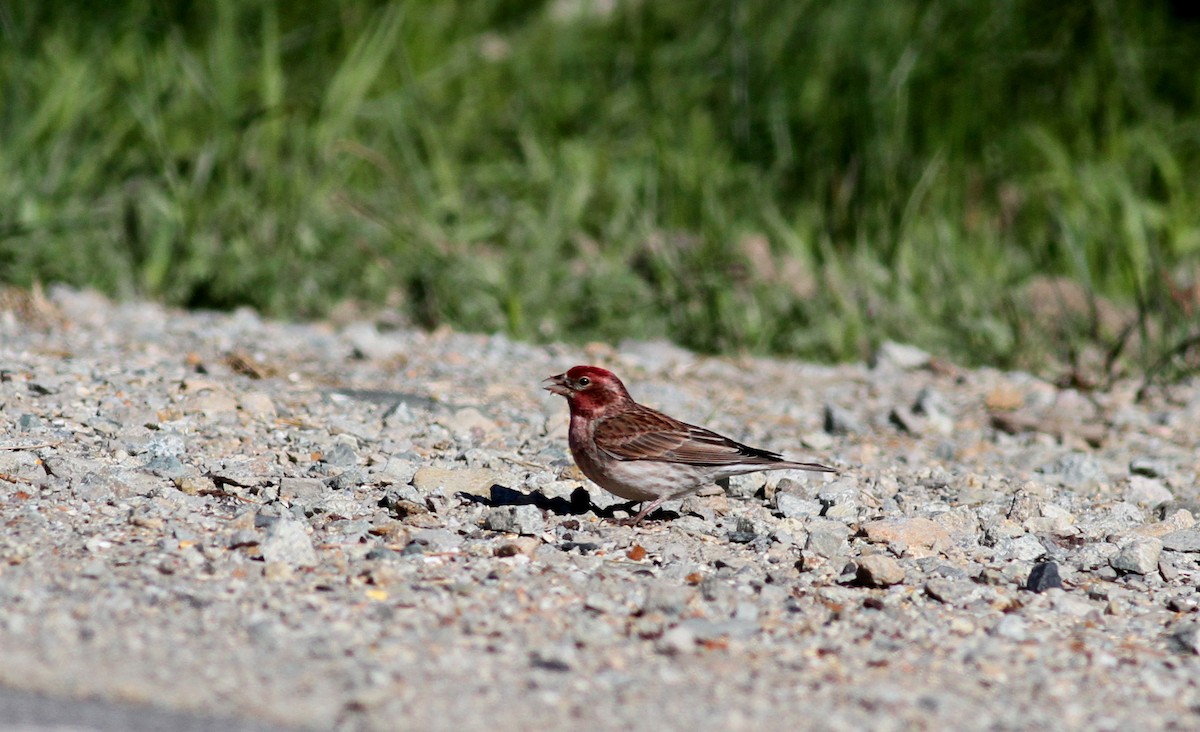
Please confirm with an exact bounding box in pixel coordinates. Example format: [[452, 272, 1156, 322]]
[[459, 484, 680, 521]]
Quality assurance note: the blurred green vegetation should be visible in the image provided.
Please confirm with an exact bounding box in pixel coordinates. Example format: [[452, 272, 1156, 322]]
[[3, 0, 1200, 378]]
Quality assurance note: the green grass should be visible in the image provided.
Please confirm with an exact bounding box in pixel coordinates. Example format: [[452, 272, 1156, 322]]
[[3, 0, 1200, 381]]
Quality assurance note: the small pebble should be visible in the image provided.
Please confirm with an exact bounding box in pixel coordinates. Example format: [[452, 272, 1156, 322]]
[[856, 555, 905, 587], [1025, 562, 1064, 593], [1110, 538, 1163, 575]]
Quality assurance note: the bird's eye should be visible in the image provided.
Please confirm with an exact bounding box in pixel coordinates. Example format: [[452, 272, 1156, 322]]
[[577, 376, 591, 387]]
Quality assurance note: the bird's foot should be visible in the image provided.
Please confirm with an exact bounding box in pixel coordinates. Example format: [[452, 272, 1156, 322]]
[[615, 498, 668, 526]]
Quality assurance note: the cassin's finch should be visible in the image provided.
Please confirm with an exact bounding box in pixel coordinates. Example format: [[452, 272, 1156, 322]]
[[543, 365, 836, 524]]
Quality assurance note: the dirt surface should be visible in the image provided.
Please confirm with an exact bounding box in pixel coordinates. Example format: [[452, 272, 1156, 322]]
[[1, 287, 1198, 731]]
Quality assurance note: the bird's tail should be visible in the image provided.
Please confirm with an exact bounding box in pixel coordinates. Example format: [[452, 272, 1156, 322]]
[[778, 460, 838, 473]]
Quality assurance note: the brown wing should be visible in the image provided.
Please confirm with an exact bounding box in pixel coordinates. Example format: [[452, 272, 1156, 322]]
[[592, 405, 785, 466]]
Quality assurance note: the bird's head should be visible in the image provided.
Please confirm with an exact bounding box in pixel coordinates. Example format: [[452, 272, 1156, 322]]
[[542, 365, 631, 415]]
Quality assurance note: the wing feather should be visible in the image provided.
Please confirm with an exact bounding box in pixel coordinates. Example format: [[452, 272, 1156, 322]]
[[593, 406, 784, 466]]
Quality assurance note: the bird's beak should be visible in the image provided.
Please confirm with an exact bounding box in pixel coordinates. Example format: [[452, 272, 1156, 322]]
[[542, 373, 571, 396]]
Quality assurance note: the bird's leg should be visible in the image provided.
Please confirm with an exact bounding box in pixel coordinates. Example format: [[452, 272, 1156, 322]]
[[617, 495, 671, 526]]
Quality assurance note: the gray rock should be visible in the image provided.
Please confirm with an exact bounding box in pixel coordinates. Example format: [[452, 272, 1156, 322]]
[[1000, 534, 1046, 562], [804, 520, 850, 558], [1162, 529, 1200, 553], [674, 616, 760, 641], [1007, 486, 1045, 523], [0, 451, 41, 481], [641, 583, 691, 616], [42, 455, 102, 482], [485, 505, 544, 536], [823, 403, 864, 435], [1110, 537, 1163, 575], [1047, 591, 1099, 618], [321, 442, 359, 468], [1125, 476, 1172, 507], [141, 432, 187, 459], [184, 390, 239, 420], [1168, 621, 1200, 655], [80, 558, 107, 578], [727, 517, 758, 544], [775, 491, 822, 519], [343, 321, 407, 361], [238, 391, 277, 420], [1042, 452, 1107, 489], [375, 456, 419, 485], [582, 592, 623, 615], [144, 454, 188, 479], [365, 545, 403, 561], [888, 405, 924, 435], [408, 528, 463, 552], [678, 495, 717, 522], [932, 506, 982, 541], [227, 529, 260, 549], [800, 431, 833, 450], [817, 478, 859, 520], [925, 578, 982, 605], [991, 615, 1029, 641], [914, 386, 951, 419], [206, 456, 278, 488], [382, 483, 425, 508], [724, 473, 764, 499], [657, 624, 697, 655], [1022, 503, 1077, 536], [529, 644, 577, 671], [313, 494, 362, 518], [260, 516, 318, 568], [279, 477, 326, 507], [442, 407, 498, 440], [913, 387, 954, 435], [1168, 595, 1200, 613], [583, 486, 631, 511], [326, 468, 365, 491], [72, 468, 160, 502], [1129, 456, 1167, 479], [770, 529, 802, 548]]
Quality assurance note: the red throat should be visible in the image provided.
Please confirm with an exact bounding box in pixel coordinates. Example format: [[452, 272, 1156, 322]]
[[568, 388, 614, 418]]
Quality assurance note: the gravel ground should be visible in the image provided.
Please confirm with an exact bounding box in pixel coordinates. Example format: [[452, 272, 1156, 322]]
[[1, 287, 1199, 731]]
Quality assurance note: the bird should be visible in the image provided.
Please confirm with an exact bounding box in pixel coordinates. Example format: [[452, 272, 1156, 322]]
[[542, 365, 836, 524]]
